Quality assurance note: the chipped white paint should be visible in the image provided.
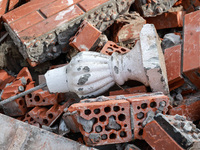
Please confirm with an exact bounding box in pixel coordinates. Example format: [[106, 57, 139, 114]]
[[79, 45, 89, 51], [55, 0, 74, 21]]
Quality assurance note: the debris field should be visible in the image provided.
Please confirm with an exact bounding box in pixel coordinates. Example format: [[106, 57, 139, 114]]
[[0, 0, 199, 149]]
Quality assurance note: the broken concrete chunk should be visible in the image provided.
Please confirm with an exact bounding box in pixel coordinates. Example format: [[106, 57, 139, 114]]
[[0, 113, 93, 149], [161, 33, 181, 51]]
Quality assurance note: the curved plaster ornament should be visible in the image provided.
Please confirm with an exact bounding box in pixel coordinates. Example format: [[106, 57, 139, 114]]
[[45, 24, 169, 98]]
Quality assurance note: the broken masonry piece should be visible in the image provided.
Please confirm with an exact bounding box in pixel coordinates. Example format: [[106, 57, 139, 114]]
[[143, 114, 200, 150], [69, 21, 101, 51], [0, 113, 93, 149], [3, 0, 135, 66], [134, 0, 178, 17], [45, 24, 169, 98], [66, 92, 169, 146]]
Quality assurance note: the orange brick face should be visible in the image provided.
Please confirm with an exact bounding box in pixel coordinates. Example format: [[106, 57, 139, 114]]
[[143, 121, 184, 150], [3, 0, 135, 66], [100, 41, 130, 55], [164, 44, 184, 91], [69, 21, 101, 51], [68, 93, 169, 145], [146, 11, 186, 30], [69, 99, 132, 146], [182, 10, 200, 89]]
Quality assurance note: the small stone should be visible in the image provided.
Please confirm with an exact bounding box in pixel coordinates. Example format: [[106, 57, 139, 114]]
[[183, 122, 192, 132], [173, 121, 181, 128], [192, 133, 198, 139], [18, 86, 24, 92], [175, 114, 185, 121]]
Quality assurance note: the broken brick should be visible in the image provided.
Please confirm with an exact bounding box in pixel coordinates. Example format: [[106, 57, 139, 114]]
[[69, 21, 101, 51], [0, 70, 15, 90], [100, 41, 130, 55], [113, 12, 146, 43], [146, 11, 186, 30], [29, 101, 71, 126], [169, 92, 200, 121], [182, 10, 200, 89], [126, 93, 169, 139], [0, 67, 34, 116], [153, 114, 200, 149], [164, 44, 184, 91], [68, 98, 132, 146], [3, 0, 134, 66], [25, 89, 62, 107], [68, 93, 169, 146], [143, 120, 184, 150]]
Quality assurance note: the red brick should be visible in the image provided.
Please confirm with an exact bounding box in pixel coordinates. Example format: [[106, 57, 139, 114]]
[[100, 41, 130, 55], [29, 101, 70, 126], [113, 13, 146, 43], [2, 0, 56, 24], [69, 20, 101, 51], [78, 0, 109, 12], [169, 92, 200, 121], [40, 0, 81, 18], [146, 11, 186, 30], [109, 86, 147, 96], [68, 99, 132, 146], [0, 0, 8, 29], [9, 0, 20, 10], [68, 93, 169, 145], [25, 89, 63, 107], [126, 94, 169, 139], [18, 5, 84, 41], [164, 44, 184, 91], [0, 0, 7, 16], [143, 121, 183, 150], [182, 10, 200, 89], [9, 11, 45, 33], [0, 70, 15, 90]]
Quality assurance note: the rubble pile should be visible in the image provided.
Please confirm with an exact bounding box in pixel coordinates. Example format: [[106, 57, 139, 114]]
[[0, 0, 199, 149]]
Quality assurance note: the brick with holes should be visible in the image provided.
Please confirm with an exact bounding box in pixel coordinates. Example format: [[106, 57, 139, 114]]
[[25, 89, 63, 107], [68, 98, 132, 146], [1, 67, 34, 116], [126, 93, 169, 139], [29, 100, 73, 126], [100, 41, 130, 55], [69, 21, 101, 51], [67, 92, 169, 146]]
